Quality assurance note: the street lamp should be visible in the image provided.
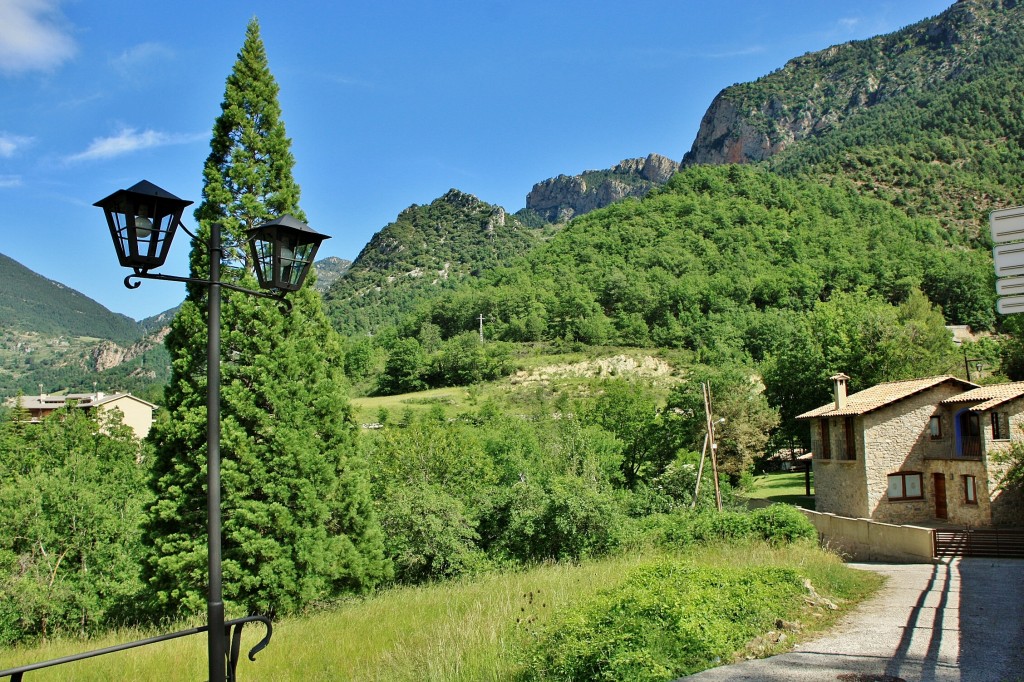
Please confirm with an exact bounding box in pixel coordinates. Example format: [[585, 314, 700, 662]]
[[94, 180, 328, 682], [248, 214, 329, 291]]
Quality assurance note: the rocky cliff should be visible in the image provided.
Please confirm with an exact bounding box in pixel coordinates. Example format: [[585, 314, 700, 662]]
[[90, 327, 170, 373], [524, 153, 679, 223], [682, 0, 1017, 167]]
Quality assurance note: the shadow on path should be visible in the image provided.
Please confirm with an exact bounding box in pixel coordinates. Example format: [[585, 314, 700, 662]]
[[678, 558, 1024, 682]]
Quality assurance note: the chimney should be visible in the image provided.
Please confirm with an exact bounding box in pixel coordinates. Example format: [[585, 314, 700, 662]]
[[831, 373, 850, 410]]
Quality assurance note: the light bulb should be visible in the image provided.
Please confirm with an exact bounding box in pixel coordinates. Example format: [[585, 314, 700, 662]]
[[134, 215, 154, 239]]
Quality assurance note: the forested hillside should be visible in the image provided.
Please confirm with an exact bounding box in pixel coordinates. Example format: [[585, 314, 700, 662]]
[[0, 253, 140, 341], [685, 0, 1024, 239], [351, 165, 981, 443], [0, 253, 169, 398], [392, 167, 966, 348], [324, 189, 542, 335]]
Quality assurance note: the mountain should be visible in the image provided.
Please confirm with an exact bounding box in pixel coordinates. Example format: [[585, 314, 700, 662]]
[[683, 0, 1024, 238], [311, 256, 352, 293], [324, 189, 541, 335], [520, 154, 680, 224], [0, 252, 171, 399], [403, 164, 989, 353], [0, 253, 141, 342]]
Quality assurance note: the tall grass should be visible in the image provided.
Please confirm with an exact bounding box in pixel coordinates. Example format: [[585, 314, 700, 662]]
[[0, 544, 879, 681]]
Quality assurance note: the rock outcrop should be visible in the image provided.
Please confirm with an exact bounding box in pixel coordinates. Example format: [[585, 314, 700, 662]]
[[524, 153, 679, 223], [681, 0, 1016, 167], [91, 327, 169, 372]]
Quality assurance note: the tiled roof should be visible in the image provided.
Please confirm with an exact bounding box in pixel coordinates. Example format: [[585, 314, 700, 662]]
[[796, 376, 977, 419], [12, 393, 157, 410], [941, 382, 1024, 412]]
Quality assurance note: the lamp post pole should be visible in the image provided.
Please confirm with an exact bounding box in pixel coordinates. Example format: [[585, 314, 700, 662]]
[[95, 180, 329, 681], [206, 222, 226, 682]]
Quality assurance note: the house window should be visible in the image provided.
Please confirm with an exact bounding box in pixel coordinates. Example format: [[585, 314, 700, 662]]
[[958, 411, 981, 458], [992, 412, 1010, 440], [820, 419, 831, 459], [929, 416, 942, 440], [843, 416, 857, 460], [887, 472, 924, 501], [964, 475, 977, 505]]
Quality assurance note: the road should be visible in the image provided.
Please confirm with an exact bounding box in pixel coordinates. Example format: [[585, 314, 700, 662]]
[[679, 558, 1024, 682]]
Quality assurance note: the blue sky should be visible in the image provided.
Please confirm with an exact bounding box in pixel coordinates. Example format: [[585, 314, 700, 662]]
[[1, 0, 952, 320]]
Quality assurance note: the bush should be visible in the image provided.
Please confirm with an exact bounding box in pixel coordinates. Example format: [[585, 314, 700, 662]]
[[519, 560, 807, 681], [623, 505, 816, 553], [375, 484, 489, 583], [484, 475, 625, 563], [750, 504, 817, 545]]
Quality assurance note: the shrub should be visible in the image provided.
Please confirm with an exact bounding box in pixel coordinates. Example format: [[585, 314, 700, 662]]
[[375, 484, 489, 583], [519, 560, 807, 681], [750, 504, 817, 545], [626, 505, 816, 553], [484, 475, 625, 563]]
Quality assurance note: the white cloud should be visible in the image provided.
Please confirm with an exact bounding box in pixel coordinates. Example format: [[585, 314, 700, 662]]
[[66, 127, 206, 163], [0, 0, 76, 74], [699, 45, 767, 59], [0, 132, 33, 157], [111, 42, 175, 77], [0, 175, 23, 188]]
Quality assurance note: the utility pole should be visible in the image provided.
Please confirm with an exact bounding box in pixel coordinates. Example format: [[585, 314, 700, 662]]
[[478, 314, 485, 344], [703, 382, 723, 511], [692, 383, 724, 511]]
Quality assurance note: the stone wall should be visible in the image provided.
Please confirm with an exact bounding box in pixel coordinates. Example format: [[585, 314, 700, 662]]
[[984, 396, 1024, 525], [800, 508, 935, 563], [863, 384, 967, 524], [808, 413, 868, 518]]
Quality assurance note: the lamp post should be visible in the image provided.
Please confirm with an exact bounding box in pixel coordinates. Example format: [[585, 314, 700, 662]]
[[94, 180, 328, 682]]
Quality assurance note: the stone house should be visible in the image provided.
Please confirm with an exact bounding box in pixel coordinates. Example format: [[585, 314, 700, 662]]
[[13, 391, 157, 440], [797, 374, 1024, 526]]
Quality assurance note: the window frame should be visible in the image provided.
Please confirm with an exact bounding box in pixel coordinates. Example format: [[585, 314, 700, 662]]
[[992, 412, 1010, 441], [929, 415, 943, 440], [887, 471, 924, 501], [843, 416, 857, 460], [963, 475, 978, 505], [819, 418, 831, 460]]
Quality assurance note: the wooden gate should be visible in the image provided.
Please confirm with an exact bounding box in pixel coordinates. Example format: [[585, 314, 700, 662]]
[[934, 528, 1024, 558]]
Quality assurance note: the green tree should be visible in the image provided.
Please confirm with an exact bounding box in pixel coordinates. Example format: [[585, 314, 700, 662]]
[[583, 379, 659, 487], [377, 337, 427, 395], [659, 366, 779, 481], [763, 289, 956, 443], [0, 408, 149, 645], [1001, 315, 1024, 380], [143, 19, 388, 619]]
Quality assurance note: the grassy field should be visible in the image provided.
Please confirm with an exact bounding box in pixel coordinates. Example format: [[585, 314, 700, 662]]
[[747, 471, 816, 509], [348, 346, 687, 425], [0, 543, 879, 681], [350, 386, 472, 424]]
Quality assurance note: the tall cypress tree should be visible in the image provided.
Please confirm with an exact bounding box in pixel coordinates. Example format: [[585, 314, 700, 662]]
[[143, 18, 388, 618]]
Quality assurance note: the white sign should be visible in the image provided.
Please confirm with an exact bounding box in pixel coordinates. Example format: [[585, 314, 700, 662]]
[[990, 206, 1024, 244], [993, 242, 1024, 278], [997, 277, 1024, 296], [998, 295, 1024, 315]]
